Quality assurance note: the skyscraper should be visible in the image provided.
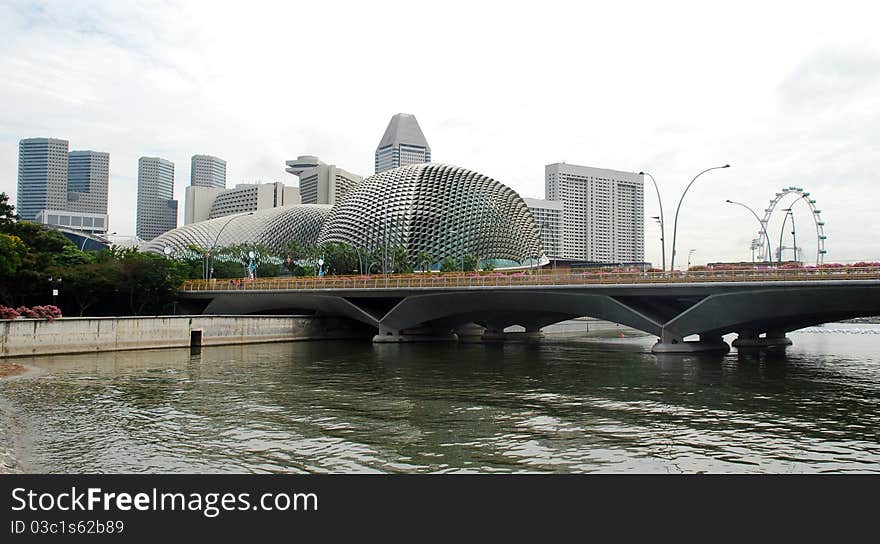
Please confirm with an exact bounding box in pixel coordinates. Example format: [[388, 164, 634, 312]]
[[190, 154, 227, 188], [523, 198, 564, 259], [16, 137, 69, 221], [285, 155, 362, 205], [545, 163, 644, 263], [67, 150, 109, 215], [137, 157, 177, 241], [374, 113, 431, 173]]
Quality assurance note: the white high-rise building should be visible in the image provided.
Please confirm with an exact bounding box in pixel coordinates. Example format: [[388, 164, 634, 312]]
[[285, 155, 362, 205], [184, 181, 300, 224], [374, 113, 431, 173], [17, 139, 110, 232], [16, 138, 69, 221], [136, 156, 177, 241], [545, 163, 644, 263], [190, 154, 227, 188], [523, 198, 564, 259]]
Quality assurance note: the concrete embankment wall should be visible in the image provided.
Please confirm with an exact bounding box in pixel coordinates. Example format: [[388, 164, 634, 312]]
[[0, 315, 366, 358]]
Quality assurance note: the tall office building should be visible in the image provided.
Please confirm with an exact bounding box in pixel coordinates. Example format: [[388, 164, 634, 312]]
[[374, 113, 431, 173], [285, 155, 362, 205], [184, 182, 300, 224], [190, 154, 227, 188], [136, 157, 178, 241], [16, 137, 69, 221], [546, 163, 644, 263], [523, 198, 564, 259], [67, 150, 109, 215]]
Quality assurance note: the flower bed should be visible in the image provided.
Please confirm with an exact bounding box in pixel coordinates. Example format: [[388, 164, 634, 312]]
[[0, 305, 62, 320]]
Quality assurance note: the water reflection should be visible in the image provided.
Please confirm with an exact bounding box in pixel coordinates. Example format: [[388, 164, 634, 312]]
[[1, 325, 879, 473]]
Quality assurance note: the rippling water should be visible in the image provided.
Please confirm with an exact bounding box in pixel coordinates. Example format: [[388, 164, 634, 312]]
[[1, 323, 879, 473]]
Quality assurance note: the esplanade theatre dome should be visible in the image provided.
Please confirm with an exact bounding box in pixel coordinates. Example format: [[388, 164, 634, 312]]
[[143, 204, 331, 256], [317, 163, 543, 269]]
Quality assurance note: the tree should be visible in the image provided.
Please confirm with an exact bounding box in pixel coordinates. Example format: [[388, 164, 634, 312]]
[[0, 192, 18, 227], [482, 260, 495, 272], [440, 257, 458, 273], [392, 246, 413, 274], [0, 233, 26, 276], [462, 253, 479, 272], [416, 251, 433, 272]]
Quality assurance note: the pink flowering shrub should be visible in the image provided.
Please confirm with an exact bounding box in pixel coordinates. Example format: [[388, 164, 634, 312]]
[[15, 306, 39, 318], [0, 305, 61, 320], [32, 305, 62, 320]]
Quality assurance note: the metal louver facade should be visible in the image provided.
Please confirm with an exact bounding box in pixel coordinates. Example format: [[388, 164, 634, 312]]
[[144, 204, 330, 256], [317, 164, 543, 268]]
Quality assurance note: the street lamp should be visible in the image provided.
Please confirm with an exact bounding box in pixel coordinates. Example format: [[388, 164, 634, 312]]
[[248, 249, 256, 279], [777, 208, 794, 263], [640, 171, 666, 273], [163, 246, 173, 258], [725, 199, 773, 263], [206, 212, 253, 280], [669, 164, 730, 273], [48, 276, 61, 306], [687, 249, 696, 271]]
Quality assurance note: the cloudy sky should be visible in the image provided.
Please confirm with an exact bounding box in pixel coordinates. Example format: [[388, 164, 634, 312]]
[[1, 0, 878, 266]]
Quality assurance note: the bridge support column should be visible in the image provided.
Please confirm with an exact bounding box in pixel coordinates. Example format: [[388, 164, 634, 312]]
[[372, 325, 457, 343], [480, 325, 544, 343], [454, 323, 486, 343], [732, 330, 793, 349], [652, 330, 730, 354]]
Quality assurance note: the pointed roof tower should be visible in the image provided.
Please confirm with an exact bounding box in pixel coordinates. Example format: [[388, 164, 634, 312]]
[[375, 113, 431, 173]]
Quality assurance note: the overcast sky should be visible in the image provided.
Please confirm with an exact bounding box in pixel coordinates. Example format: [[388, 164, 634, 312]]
[[1, 0, 879, 266]]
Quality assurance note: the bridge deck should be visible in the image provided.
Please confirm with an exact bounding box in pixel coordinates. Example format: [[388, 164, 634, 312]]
[[179, 266, 880, 293]]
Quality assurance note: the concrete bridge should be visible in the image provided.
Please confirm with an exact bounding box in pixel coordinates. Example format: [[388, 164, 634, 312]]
[[176, 268, 880, 353]]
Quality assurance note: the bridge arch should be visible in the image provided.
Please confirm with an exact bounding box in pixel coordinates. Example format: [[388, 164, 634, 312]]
[[377, 291, 663, 336]]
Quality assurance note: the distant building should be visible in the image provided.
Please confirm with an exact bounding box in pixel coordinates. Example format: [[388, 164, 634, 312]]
[[136, 156, 177, 241], [184, 182, 300, 224], [17, 139, 110, 233], [67, 150, 109, 216], [374, 113, 431, 173], [523, 198, 564, 259], [190, 154, 226, 188], [285, 155, 362, 205], [16, 137, 69, 221], [545, 162, 644, 263], [35, 209, 108, 234]]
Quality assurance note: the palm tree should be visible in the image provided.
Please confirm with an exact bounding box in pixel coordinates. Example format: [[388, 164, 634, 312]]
[[416, 251, 433, 272]]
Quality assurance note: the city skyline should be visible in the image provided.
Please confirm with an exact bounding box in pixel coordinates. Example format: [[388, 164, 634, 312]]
[[2, 2, 880, 265]]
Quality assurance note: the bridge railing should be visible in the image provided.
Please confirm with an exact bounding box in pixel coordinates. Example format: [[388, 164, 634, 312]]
[[177, 266, 880, 292]]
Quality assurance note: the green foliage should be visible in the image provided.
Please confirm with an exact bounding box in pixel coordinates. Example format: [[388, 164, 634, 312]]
[[462, 254, 479, 272], [320, 242, 358, 275], [0, 233, 27, 276], [392, 246, 413, 274], [416, 251, 433, 272], [440, 257, 458, 273], [0, 192, 18, 226], [482, 260, 495, 272]]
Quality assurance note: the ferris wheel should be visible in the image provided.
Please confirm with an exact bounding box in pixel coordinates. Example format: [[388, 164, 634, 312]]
[[756, 186, 827, 265]]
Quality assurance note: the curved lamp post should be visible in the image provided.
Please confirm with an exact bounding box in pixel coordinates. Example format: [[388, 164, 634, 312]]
[[777, 208, 793, 263], [639, 171, 666, 273], [669, 164, 730, 272], [206, 211, 254, 280], [725, 199, 773, 263]]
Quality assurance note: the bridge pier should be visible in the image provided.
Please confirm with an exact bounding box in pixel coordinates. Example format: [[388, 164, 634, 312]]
[[454, 323, 487, 343], [731, 330, 793, 349], [372, 325, 457, 343], [481, 325, 545, 343], [652, 331, 730, 354]]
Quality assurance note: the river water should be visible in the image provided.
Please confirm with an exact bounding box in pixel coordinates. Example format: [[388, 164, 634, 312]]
[[1, 323, 879, 473]]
